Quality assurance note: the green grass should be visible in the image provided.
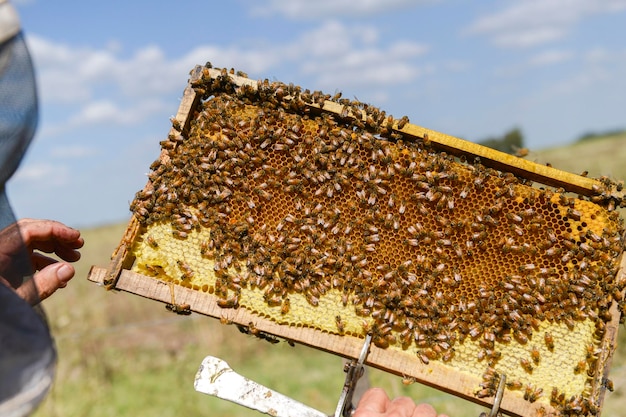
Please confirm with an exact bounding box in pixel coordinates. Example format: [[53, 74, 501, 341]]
[[531, 131, 626, 183], [32, 133, 626, 417]]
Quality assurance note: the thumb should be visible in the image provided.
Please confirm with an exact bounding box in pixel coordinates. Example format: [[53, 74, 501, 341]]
[[17, 263, 75, 305]]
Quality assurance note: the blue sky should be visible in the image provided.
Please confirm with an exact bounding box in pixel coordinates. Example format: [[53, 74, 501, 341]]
[[9, 0, 626, 228]]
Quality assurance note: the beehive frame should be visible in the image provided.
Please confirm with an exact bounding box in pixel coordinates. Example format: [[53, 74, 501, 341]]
[[88, 64, 626, 417]]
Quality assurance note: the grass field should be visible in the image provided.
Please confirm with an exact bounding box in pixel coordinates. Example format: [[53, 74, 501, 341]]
[[32, 133, 626, 417]]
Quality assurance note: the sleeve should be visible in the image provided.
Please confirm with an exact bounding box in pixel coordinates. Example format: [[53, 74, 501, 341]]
[[0, 0, 38, 191], [0, 3, 57, 416]]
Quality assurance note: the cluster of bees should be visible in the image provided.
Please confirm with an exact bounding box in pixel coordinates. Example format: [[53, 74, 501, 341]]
[[130, 65, 625, 415]]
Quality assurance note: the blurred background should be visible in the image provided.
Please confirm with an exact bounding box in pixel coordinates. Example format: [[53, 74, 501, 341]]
[[8, 0, 626, 416]]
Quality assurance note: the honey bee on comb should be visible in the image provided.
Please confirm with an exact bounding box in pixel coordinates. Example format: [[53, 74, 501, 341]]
[[124, 63, 626, 416]]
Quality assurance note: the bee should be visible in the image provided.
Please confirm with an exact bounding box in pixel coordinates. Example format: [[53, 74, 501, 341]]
[[365, 233, 380, 243], [198, 240, 213, 259], [566, 208, 582, 221], [402, 375, 416, 385], [602, 377, 614, 392], [506, 212, 523, 223], [170, 117, 182, 131], [473, 176, 485, 190], [585, 343, 600, 359], [544, 332, 554, 353], [586, 230, 602, 243], [530, 346, 541, 364], [550, 387, 564, 406], [145, 235, 159, 249], [511, 224, 524, 236], [251, 322, 281, 344], [573, 360, 586, 374], [264, 293, 282, 307], [335, 315, 346, 334], [520, 358, 533, 373], [217, 296, 239, 308], [515, 147, 529, 157], [469, 325, 482, 338], [166, 302, 191, 315], [360, 320, 372, 334], [144, 263, 164, 277], [306, 293, 319, 307], [524, 385, 543, 403], [406, 238, 419, 247], [245, 322, 262, 338], [173, 230, 188, 239], [545, 246, 561, 257], [475, 388, 494, 398], [506, 380, 523, 390], [417, 351, 430, 365], [177, 260, 194, 280], [442, 350, 455, 362], [397, 115, 409, 129]]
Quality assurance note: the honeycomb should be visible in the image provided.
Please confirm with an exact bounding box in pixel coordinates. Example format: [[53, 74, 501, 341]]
[[129, 65, 625, 416]]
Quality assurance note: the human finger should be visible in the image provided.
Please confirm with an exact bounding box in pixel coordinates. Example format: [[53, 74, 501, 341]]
[[15, 262, 75, 305], [412, 403, 438, 417], [353, 388, 392, 416], [18, 218, 83, 248], [31, 252, 59, 271], [29, 240, 83, 263], [385, 396, 419, 417], [18, 219, 84, 260]]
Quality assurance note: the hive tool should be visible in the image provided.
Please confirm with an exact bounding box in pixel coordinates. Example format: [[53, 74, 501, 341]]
[[194, 334, 373, 417]]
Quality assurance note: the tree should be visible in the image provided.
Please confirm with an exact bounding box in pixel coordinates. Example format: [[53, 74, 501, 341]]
[[477, 127, 524, 155]]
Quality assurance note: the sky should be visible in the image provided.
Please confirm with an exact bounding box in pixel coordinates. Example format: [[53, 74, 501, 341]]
[[8, 0, 626, 228]]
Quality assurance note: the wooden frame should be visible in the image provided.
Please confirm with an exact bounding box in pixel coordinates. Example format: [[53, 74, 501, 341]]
[[88, 65, 626, 417]]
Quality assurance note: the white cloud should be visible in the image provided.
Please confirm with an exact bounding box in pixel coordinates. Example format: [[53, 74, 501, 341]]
[[493, 49, 573, 78], [465, 0, 626, 48], [25, 19, 429, 138], [23, 34, 192, 135], [25, 33, 280, 113], [27, 35, 190, 102], [544, 47, 626, 96], [296, 20, 355, 57], [189, 20, 429, 90], [290, 21, 429, 88], [550, 69, 610, 96], [50, 145, 97, 159], [510, 50, 624, 115], [442, 59, 471, 73], [584, 47, 626, 65], [12, 162, 69, 186], [251, 0, 435, 19], [45, 99, 170, 137], [528, 50, 574, 67], [183, 46, 280, 75], [491, 27, 566, 49], [77, 101, 124, 124], [305, 50, 421, 87], [66, 100, 171, 128]]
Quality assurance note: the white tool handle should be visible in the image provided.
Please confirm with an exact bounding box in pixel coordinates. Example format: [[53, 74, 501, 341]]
[[194, 356, 327, 417]]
